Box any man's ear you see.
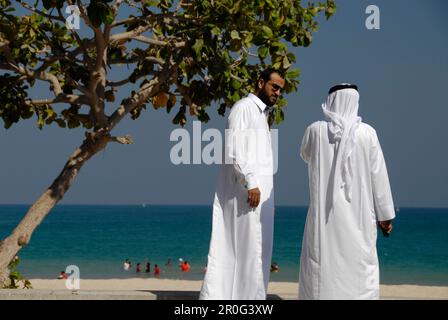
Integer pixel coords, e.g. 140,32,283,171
257,79,264,91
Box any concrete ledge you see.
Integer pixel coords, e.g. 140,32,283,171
0,290,284,300
0,289,157,300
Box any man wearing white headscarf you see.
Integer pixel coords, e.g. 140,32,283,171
298,84,395,300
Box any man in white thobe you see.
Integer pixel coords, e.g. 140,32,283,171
299,84,395,300
200,68,285,300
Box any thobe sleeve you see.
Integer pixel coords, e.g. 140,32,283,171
226,103,258,190
300,125,312,164
370,131,396,221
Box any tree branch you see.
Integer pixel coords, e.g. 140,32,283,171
109,134,133,144
109,25,153,44
108,68,175,130
87,27,109,128
68,39,95,61
1,63,63,95
135,36,186,48
113,0,124,14
25,93,90,106
106,74,145,88
76,0,95,29
109,56,165,66
229,73,246,82
110,17,136,28
67,78,91,97
19,1,65,22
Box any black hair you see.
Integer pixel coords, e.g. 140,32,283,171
328,83,358,95
257,68,285,87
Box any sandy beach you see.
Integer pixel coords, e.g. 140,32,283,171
1,279,447,300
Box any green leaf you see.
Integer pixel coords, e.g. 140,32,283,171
211,27,221,36
272,61,282,69
276,98,288,108
179,61,187,76
258,46,269,59
303,31,312,47
231,79,242,90
265,0,276,9
230,91,240,103
244,32,253,47
261,26,273,39
286,68,300,79
272,41,286,51
282,56,291,69
104,10,115,25
37,114,44,130
309,8,318,16
192,39,204,56
274,107,284,125
286,52,296,63
143,0,159,6
230,30,240,40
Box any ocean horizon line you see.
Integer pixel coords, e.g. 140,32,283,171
1,203,447,210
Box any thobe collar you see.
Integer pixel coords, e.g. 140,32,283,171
248,93,268,114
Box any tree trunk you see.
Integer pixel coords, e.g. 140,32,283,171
0,131,110,287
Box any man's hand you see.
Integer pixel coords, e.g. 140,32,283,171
247,187,261,209
378,220,393,237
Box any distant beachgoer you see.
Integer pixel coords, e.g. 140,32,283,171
123,259,131,271
58,271,68,279
136,262,141,273
165,258,172,266
145,262,151,273
154,264,161,277
270,262,279,273
181,261,191,273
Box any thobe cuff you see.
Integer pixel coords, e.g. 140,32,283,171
377,204,396,221
245,174,258,190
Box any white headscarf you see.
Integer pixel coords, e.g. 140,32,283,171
322,87,362,204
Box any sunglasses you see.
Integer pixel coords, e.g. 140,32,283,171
269,82,283,93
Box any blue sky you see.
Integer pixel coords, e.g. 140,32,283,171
1,0,447,207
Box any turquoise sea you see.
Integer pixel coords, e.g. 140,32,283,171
0,205,447,285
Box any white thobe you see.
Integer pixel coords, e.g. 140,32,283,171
299,121,395,300
200,93,275,300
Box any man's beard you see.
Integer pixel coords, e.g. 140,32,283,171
258,89,276,107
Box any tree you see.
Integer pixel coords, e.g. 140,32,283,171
0,0,336,286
